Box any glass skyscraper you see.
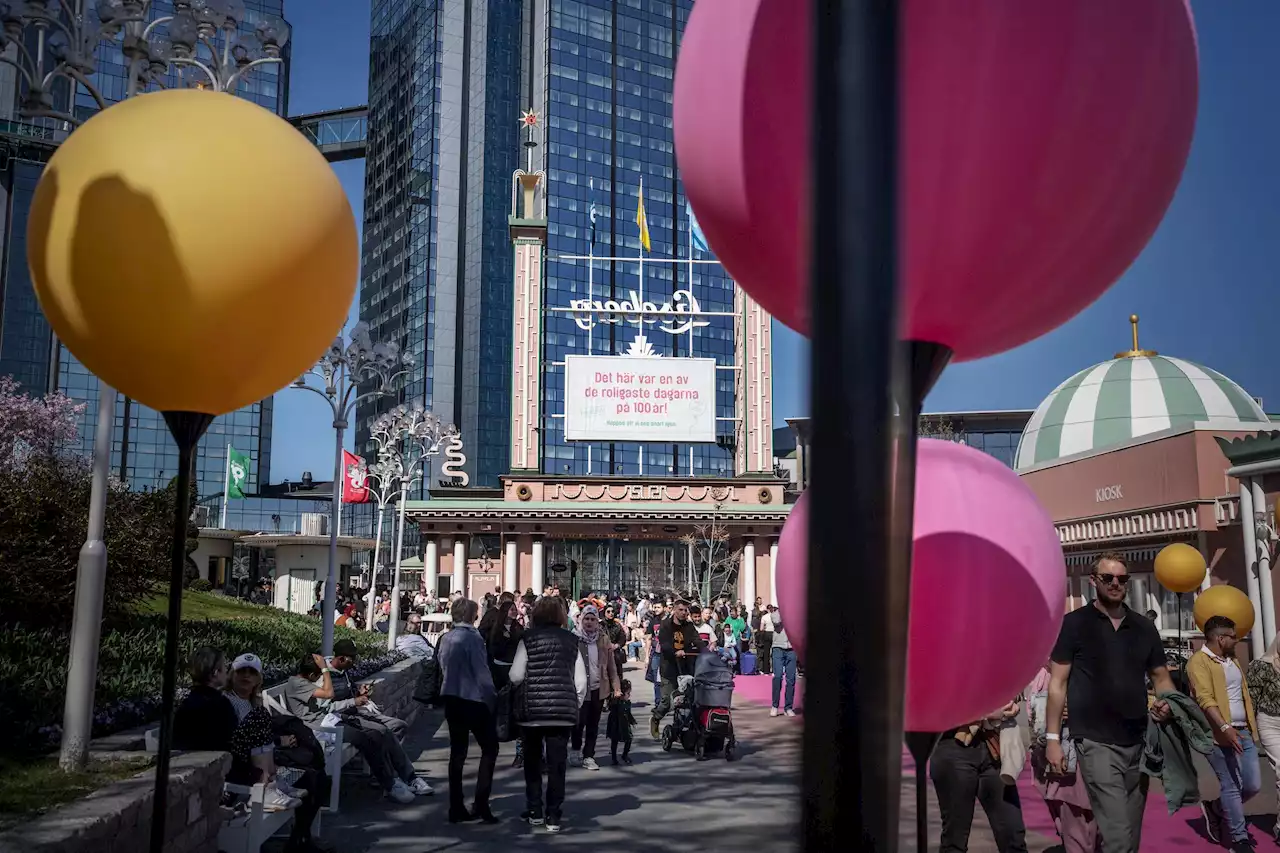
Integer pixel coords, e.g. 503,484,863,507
0,2,290,500
359,0,733,487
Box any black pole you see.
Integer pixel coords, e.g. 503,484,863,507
805,0,900,849
150,411,213,853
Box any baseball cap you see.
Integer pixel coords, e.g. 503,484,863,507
333,638,359,658
231,653,262,673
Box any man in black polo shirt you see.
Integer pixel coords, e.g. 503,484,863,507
1045,553,1174,853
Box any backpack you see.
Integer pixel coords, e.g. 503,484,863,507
413,656,442,706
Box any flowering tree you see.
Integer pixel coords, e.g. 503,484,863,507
0,376,84,468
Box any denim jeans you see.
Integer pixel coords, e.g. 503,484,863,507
1206,729,1261,843
627,640,644,660
771,647,797,711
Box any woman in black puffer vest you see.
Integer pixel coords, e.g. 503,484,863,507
509,596,587,833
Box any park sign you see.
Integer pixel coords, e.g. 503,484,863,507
563,355,716,443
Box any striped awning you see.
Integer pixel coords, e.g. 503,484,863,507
1016,355,1268,470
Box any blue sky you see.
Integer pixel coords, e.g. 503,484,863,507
270,0,1279,481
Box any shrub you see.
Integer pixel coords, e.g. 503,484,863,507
188,578,213,592
0,605,400,756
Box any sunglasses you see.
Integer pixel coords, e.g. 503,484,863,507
1094,572,1130,587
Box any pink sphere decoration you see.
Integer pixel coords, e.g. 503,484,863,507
673,0,1198,361
775,440,1067,732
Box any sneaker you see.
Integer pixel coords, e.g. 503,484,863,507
770,707,779,717
521,809,544,826
545,815,562,833
262,784,300,812
410,777,434,796
387,779,415,805
581,757,599,771
569,750,583,767
785,709,797,717
650,716,661,739
622,755,633,766
1201,799,1221,844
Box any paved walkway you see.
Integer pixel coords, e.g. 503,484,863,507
294,665,1280,851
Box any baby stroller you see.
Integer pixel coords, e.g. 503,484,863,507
661,651,738,761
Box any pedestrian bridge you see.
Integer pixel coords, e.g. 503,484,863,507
288,105,367,163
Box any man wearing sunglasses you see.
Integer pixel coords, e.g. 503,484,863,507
1043,553,1174,853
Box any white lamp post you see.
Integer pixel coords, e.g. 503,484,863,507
377,403,453,651
34,0,290,775
291,322,408,656
348,447,399,631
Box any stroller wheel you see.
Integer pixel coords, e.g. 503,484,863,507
661,726,674,752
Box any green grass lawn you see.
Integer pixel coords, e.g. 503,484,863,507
134,589,274,621
0,755,154,830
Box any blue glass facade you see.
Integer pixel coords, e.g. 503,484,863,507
0,160,52,392
539,0,734,477
358,0,518,490
45,1,290,500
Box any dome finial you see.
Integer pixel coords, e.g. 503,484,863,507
1116,313,1158,359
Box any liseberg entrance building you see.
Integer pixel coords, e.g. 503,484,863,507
403,120,787,603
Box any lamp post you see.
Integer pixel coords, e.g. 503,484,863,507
17,0,289,775
376,403,454,651
358,423,407,632
291,321,408,656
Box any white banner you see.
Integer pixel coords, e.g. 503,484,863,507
564,355,716,443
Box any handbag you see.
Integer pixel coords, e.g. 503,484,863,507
413,656,442,706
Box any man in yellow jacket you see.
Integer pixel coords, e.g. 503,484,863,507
1187,615,1261,851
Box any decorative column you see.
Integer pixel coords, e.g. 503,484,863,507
1198,531,1212,594
509,153,548,474
453,538,467,597
741,537,757,605
1240,481,1266,655
733,287,775,475
505,537,519,593
424,537,439,599
1253,479,1277,647
769,538,779,605
531,535,546,594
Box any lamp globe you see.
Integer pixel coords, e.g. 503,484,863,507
1154,542,1207,594
1193,584,1255,638
28,88,358,416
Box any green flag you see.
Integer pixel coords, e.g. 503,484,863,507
227,446,250,500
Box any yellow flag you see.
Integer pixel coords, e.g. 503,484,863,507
636,178,651,252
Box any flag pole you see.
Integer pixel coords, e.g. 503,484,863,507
220,444,230,529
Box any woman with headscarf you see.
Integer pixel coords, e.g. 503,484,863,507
570,605,621,771
1247,636,1280,843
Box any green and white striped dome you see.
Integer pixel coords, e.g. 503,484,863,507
1015,354,1269,471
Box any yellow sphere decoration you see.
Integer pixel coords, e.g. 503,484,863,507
1154,542,1207,594
28,89,358,415
1193,584,1255,638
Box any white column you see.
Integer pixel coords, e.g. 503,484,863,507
769,539,779,606
1253,478,1277,647
424,538,439,600
741,537,756,606
531,536,545,593
505,537,519,593
1198,531,1213,593
1240,481,1266,656
453,538,467,597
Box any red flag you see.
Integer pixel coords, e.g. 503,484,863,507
342,450,370,503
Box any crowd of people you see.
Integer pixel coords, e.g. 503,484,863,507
932,551,1280,853
170,581,799,843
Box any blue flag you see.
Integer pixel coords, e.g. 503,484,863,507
687,200,709,254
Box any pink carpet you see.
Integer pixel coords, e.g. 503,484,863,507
734,673,1251,850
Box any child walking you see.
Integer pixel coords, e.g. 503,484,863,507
607,679,637,765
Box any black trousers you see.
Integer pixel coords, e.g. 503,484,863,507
929,738,1028,853
610,736,632,760
756,632,774,674
522,725,571,821
571,696,604,758
443,696,498,813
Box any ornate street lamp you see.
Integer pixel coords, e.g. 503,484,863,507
375,403,454,651
291,322,408,657
354,432,404,632
22,0,291,781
